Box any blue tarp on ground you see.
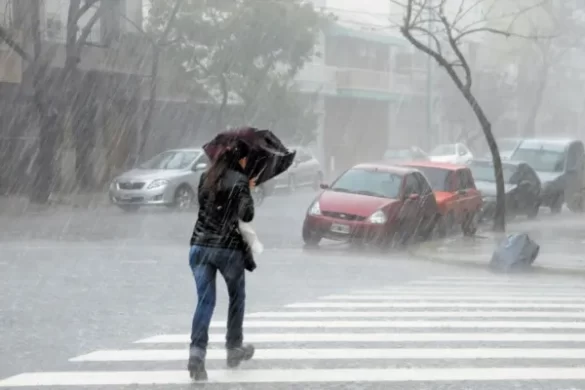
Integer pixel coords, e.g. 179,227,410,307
490,233,540,273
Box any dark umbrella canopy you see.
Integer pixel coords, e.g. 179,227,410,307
202,127,296,186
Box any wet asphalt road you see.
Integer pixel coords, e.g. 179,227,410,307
0,188,319,248
2,189,585,389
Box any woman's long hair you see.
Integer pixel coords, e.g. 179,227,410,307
203,139,250,193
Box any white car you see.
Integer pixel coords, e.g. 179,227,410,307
267,146,324,192
429,143,473,164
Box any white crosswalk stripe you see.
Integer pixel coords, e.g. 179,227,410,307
3,275,585,388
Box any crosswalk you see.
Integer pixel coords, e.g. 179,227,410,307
3,275,585,388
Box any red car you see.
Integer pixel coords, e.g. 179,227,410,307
401,161,483,236
302,163,440,247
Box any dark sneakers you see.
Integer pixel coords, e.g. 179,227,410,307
227,344,255,368
188,356,208,381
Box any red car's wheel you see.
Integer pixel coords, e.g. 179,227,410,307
437,212,454,237
462,212,478,236
302,225,321,246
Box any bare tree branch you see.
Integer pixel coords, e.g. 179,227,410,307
440,13,471,89
120,13,155,43
74,0,100,23
0,25,30,62
160,0,181,43
76,3,106,55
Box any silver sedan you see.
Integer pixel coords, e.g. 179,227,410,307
109,148,208,212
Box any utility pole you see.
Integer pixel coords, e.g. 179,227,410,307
425,0,433,149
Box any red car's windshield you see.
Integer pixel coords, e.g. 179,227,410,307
331,169,402,199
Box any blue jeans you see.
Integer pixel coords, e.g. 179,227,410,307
189,245,246,360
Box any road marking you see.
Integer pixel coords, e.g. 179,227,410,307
248,310,585,319
408,280,583,287
207,320,585,329
136,332,585,344
428,276,522,280
321,295,585,301
120,260,158,264
368,285,585,292
5,367,585,386
286,302,585,309
70,348,585,362
353,289,585,295
428,276,574,282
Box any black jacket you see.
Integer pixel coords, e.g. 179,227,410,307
190,166,256,269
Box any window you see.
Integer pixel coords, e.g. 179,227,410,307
0,1,13,28
511,148,566,173
431,144,456,156
101,0,125,45
566,143,583,171
45,13,64,41
408,166,450,191
412,147,428,159
469,161,518,183
295,148,313,163
458,169,475,189
196,154,210,166
458,144,470,156
413,172,432,195
498,139,519,152
403,174,422,195
331,169,402,199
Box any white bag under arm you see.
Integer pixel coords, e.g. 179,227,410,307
238,220,264,254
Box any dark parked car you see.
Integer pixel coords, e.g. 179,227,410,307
510,138,585,213
468,159,541,220
302,163,440,248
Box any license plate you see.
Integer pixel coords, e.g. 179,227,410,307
330,223,350,234
121,195,132,200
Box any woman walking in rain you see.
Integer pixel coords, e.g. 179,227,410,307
188,138,255,381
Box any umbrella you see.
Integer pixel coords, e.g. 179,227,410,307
202,127,296,186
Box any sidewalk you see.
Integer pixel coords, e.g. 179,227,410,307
410,218,585,275
0,193,110,216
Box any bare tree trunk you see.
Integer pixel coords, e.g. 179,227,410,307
64,1,103,190
137,44,159,163
134,0,182,162
29,0,55,204
461,88,506,231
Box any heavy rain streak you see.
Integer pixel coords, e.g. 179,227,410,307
3,0,585,388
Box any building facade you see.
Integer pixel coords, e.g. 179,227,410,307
295,19,429,176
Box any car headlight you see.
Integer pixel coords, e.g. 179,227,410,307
308,201,321,216
368,210,387,224
147,179,169,189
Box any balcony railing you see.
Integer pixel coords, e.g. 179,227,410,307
336,68,390,91
295,63,427,95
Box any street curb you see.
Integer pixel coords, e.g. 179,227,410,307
408,240,585,278
0,195,112,216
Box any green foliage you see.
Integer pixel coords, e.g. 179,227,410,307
147,0,327,142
